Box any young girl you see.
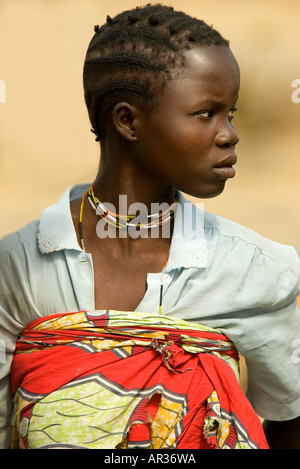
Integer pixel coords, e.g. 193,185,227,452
0,4,299,449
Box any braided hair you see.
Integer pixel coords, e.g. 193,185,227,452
83,4,229,141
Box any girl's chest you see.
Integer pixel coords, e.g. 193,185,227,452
91,247,166,311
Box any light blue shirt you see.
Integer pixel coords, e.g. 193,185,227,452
0,184,299,447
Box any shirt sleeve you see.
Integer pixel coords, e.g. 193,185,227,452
0,307,23,448
0,232,31,448
237,247,300,421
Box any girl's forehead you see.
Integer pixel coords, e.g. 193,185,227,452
164,46,240,102
181,46,239,81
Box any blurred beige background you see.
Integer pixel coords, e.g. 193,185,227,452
0,0,299,258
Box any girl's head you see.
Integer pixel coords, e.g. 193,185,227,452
83,4,240,199
83,4,230,142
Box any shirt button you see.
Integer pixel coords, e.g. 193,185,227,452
43,239,50,247
191,253,202,262
162,273,171,283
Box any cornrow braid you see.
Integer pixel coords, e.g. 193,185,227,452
83,4,229,141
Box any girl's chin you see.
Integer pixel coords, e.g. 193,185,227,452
183,182,226,199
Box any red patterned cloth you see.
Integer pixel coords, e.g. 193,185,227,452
10,310,269,449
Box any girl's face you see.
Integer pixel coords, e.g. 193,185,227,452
133,45,240,199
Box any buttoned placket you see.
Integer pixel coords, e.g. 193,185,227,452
65,249,95,311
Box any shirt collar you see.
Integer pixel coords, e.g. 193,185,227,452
38,184,208,270
38,184,89,254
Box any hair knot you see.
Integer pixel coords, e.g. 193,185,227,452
148,15,159,26
169,25,177,35
90,128,100,141
128,14,139,25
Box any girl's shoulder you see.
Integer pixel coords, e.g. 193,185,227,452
0,221,39,258
203,208,299,271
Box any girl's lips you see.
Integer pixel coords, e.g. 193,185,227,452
214,154,237,178
213,165,236,178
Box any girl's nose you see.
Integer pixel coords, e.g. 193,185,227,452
215,121,239,148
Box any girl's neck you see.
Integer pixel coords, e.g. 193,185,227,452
93,152,176,215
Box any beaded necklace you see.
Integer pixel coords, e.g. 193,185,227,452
78,186,172,314
86,184,177,231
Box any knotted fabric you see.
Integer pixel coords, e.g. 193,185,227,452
10,310,269,449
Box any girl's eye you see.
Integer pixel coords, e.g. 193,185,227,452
195,107,238,120
195,110,214,119
229,107,238,120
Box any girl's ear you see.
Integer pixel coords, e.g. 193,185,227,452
112,102,139,141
